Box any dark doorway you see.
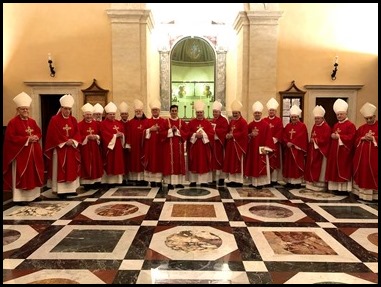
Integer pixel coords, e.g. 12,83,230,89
40,94,62,148
316,97,347,128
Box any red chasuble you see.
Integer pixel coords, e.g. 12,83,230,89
187,118,214,174
263,116,283,171
210,115,229,171
3,116,45,191
353,120,378,190
44,113,81,182
282,121,308,179
99,118,125,175
160,118,189,176
325,119,356,182
244,119,275,178
222,116,248,174
78,119,104,180
304,121,331,183
142,116,166,173
127,117,148,174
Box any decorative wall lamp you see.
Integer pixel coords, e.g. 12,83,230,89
331,56,338,80
48,53,56,77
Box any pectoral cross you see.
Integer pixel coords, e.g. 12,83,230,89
137,124,143,130
335,128,341,134
230,125,236,133
87,127,94,135
25,126,34,136
289,128,296,139
253,127,259,133
113,125,119,133
63,124,71,137
269,123,274,129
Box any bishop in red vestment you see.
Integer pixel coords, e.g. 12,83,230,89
304,105,331,192
187,100,214,186
282,105,308,187
160,105,189,189
263,97,283,184
99,102,125,184
352,102,378,201
210,101,229,185
3,92,44,204
44,94,81,196
244,101,275,188
78,103,103,186
325,99,356,194
222,100,248,187
142,99,166,187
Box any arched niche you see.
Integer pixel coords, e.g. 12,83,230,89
159,35,226,119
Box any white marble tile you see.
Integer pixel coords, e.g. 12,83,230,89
243,260,268,272
167,187,220,199
229,221,247,227
364,262,378,273
51,220,72,226
3,225,39,252
350,228,378,253
283,272,376,284
136,270,250,284
3,259,24,270
221,198,234,203
149,226,237,261
316,222,336,228
141,220,159,226
119,259,144,270
3,269,106,284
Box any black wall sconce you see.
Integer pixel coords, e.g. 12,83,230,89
48,53,56,77
331,56,338,80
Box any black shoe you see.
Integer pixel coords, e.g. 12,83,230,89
33,197,43,202
255,185,263,190
168,184,174,190
57,194,67,199
157,182,163,188
226,182,236,187
150,182,157,187
236,183,243,187
189,182,197,187
175,184,184,188
15,201,28,206
333,190,347,196
200,183,209,188
217,179,225,186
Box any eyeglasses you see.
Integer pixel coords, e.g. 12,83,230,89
18,107,29,111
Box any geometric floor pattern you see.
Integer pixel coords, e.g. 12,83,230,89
3,184,378,284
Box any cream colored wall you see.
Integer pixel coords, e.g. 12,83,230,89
3,3,113,122
277,3,378,125
3,3,378,127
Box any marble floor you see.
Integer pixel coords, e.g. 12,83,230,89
3,183,378,284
